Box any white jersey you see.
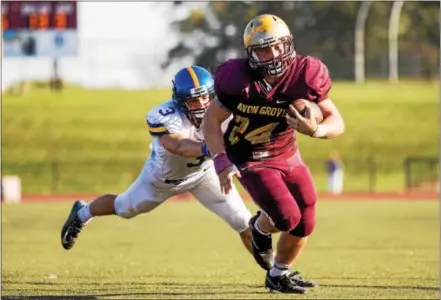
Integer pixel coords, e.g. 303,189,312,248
146,99,230,181
113,99,251,232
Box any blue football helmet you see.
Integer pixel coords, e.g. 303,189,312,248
172,66,215,127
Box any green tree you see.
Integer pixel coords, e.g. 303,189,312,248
163,1,439,80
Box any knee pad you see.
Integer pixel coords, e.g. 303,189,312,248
232,209,253,233
274,209,302,232
114,194,137,219
216,206,252,233
114,194,160,219
288,220,315,237
288,205,316,237
117,209,138,219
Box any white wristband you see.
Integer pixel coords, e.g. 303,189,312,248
312,124,327,138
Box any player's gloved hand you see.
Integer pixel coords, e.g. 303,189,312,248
286,104,318,137
213,153,241,194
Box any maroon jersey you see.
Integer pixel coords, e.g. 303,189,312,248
214,55,332,165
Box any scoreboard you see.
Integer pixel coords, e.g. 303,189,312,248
2,1,77,30
2,1,78,57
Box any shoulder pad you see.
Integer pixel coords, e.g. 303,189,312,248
214,58,249,96
146,101,184,136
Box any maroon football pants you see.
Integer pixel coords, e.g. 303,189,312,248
237,152,317,237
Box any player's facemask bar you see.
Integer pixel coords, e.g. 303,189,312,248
247,36,296,77
174,86,215,128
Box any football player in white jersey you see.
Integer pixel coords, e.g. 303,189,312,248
60,66,274,270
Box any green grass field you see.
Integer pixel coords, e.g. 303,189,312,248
2,199,438,299
2,81,439,194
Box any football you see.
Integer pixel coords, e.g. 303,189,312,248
289,99,324,123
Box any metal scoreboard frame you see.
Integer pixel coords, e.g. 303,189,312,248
2,1,78,58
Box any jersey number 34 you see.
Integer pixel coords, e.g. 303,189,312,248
228,115,279,146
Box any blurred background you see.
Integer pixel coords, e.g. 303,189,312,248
1,1,439,198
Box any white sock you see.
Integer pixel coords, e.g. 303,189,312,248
254,220,270,236
78,203,93,223
269,260,291,277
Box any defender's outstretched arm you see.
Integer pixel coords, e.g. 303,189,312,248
202,97,239,194
159,133,210,158
202,97,232,156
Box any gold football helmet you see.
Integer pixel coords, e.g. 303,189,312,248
243,14,296,77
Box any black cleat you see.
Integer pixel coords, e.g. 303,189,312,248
289,271,318,288
61,200,87,250
249,211,274,271
265,272,307,294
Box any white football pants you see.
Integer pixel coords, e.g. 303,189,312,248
114,161,252,232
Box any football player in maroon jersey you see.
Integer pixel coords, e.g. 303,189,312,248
202,14,345,294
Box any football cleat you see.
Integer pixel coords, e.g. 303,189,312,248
61,200,87,250
265,272,306,294
289,271,318,288
249,211,275,270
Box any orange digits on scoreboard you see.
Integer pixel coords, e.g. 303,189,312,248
39,14,49,29
55,12,67,29
2,15,8,30
29,14,38,29
28,13,50,30
3,11,70,31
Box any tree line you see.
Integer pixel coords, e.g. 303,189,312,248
162,1,439,80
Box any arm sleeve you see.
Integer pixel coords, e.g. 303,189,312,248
305,57,332,103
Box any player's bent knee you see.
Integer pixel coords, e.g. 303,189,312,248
117,209,138,219
114,194,161,219
223,209,252,232
274,211,302,232
288,221,315,237
288,209,316,237
114,197,138,219
235,212,253,233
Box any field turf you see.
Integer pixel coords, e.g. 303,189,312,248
2,199,438,299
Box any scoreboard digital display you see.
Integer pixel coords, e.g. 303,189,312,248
2,1,78,57
2,1,77,30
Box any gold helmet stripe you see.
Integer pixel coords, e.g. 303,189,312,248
186,66,200,88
